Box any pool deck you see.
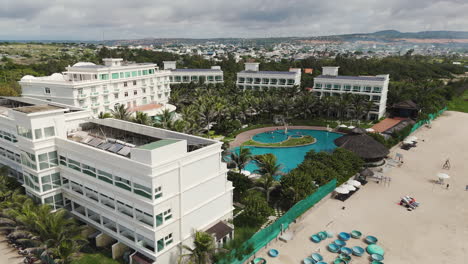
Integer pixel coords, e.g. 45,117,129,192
253,111,468,264
230,126,328,147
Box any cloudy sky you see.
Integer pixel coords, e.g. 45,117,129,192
1,0,467,40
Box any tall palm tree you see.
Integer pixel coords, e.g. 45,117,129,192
155,109,174,129
97,112,112,119
252,153,282,203
179,231,217,264
133,111,151,126
230,146,252,172
110,104,131,121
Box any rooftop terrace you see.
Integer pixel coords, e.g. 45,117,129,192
316,75,387,81
0,96,83,116
67,119,217,158
239,70,297,75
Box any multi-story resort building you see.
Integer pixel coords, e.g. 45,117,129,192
236,62,301,91
19,58,173,117
312,67,390,120
163,61,224,84
0,96,234,264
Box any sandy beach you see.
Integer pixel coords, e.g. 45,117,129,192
0,234,23,264
254,111,468,264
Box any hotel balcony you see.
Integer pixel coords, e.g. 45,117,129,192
78,94,88,98
103,90,110,95
103,101,110,106
90,92,99,97
113,89,120,93
91,103,100,108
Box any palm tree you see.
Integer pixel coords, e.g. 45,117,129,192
97,112,112,119
155,109,174,129
252,153,282,203
179,231,217,264
110,104,131,121
133,111,151,125
230,146,252,172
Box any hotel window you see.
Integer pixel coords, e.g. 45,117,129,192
21,151,37,170
143,70,148,75
132,71,137,77
352,85,360,92
364,86,372,92
44,126,55,137
38,151,58,170
149,69,154,74
82,164,96,177
44,87,51,94
315,83,322,88
325,84,332,90
133,80,137,85
134,90,137,95
114,93,119,99
114,176,131,191
154,186,163,199
120,72,124,78
163,209,172,221
99,74,109,80
124,82,128,87
34,129,43,140
157,233,173,252
112,73,119,79
124,92,128,97
333,84,341,90
373,87,382,93
67,158,81,172
344,85,351,91
125,72,131,78
17,126,32,139
41,172,61,192
133,183,151,199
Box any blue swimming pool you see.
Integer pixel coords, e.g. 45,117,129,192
231,129,342,175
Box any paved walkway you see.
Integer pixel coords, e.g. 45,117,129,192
230,126,328,147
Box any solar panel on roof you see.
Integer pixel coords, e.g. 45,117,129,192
108,143,124,153
88,138,103,147
97,142,112,150
117,146,131,156
81,136,94,144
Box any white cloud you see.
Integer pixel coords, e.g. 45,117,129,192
0,0,467,40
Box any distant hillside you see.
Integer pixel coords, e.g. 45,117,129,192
334,30,468,40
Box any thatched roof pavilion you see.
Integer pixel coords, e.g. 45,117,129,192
334,128,389,162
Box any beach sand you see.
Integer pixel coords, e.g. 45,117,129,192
254,111,468,264
0,234,23,264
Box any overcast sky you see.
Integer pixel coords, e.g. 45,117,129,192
1,0,467,40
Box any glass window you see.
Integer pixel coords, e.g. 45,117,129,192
44,87,51,94
98,170,113,184
156,213,164,227
114,176,131,191
125,72,131,78
154,186,163,199
21,151,37,170
143,70,148,75
17,126,32,139
44,127,55,137
112,73,119,79
82,164,96,177
67,158,81,172
157,239,164,251
34,129,43,140
134,183,151,199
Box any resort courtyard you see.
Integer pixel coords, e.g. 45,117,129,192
254,111,468,264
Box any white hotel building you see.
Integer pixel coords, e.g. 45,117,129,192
0,96,234,264
163,61,224,84
19,58,173,117
312,67,390,120
236,63,301,91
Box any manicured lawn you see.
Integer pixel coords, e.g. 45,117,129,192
242,135,315,147
72,253,122,264
448,90,468,113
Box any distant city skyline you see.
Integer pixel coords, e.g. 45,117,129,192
1,0,467,40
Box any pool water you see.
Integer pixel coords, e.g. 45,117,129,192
232,129,342,176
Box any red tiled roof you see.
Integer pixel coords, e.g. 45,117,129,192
371,118,403,133
130,103,163,112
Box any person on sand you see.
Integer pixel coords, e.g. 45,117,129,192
443,159,450,170
446,184,449,189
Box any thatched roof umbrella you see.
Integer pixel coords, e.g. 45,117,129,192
334,128,389,162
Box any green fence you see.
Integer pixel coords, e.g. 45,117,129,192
410,107,447,134
221,179,337,264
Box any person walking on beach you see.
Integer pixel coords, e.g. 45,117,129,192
443,158,450,170
446,184,450,189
